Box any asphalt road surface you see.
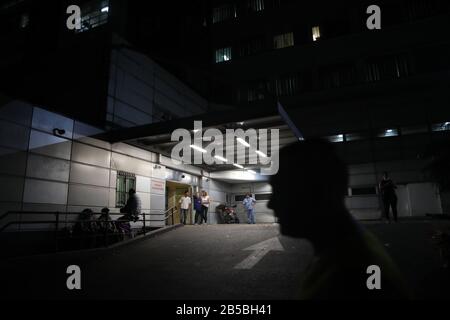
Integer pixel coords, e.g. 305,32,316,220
1,222,449,300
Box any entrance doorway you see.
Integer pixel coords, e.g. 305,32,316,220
166,181,193,225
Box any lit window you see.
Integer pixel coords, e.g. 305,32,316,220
327,134,344,143
247,81,266,102
215,47,232,63
365,54,410,82
213,4,237,24
378,128,399,138
432,122,450,132
116,172,136,208
77,0,110,33
312,26,321,41
274,32,294,49
248,0,265,12
20,13,30,28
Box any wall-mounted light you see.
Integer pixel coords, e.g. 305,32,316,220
53,128,66,136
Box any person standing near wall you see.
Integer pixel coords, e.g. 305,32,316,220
193,192,203,225
243,193,257,224
201,191,211,225
179,191,192,225
379,172,398,223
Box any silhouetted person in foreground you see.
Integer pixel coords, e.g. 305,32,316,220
269,140,411,300
379,172,398,223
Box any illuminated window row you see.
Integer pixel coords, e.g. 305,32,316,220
326,122,450,143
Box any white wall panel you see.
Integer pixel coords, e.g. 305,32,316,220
27,154,70,182
137,192,151,210
70,162,110,187
151,194,165,210
136,176,151,193
112,143,154,162
111,152,153,177
68,184,109,207
72,142,111,168
32,108,74,139
0,120,30,150
23,179,68,205
29,130,72,160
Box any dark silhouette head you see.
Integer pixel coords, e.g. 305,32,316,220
129,189,136,196
383,172,389,180
269,139,349,241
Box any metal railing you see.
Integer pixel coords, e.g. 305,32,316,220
0,209,176,254
164,206,177,226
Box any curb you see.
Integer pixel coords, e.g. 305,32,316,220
107,224,184,250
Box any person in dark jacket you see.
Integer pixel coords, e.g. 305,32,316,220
379,172,398,223
120,189,141,222
193,192,203,225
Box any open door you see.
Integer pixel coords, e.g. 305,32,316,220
166,181,193,225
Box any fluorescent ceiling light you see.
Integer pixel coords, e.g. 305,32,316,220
101,6,109,13
256,150,268,158
237,138,250,147
233,164,244,169
247,170,257,175
214,155,228,162
190,145,207,153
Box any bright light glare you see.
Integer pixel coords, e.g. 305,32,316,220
214,155,228,162
190,145,207,153
256,150,268,158
247,170,257,175
101,6,109,13
237,138,251,147
233,164,244,169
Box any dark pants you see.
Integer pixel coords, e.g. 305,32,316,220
180,209,188,225
383,195,398,222
195,209,202,224
201,206,209,224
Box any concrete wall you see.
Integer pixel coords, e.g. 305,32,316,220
107,41,208,128
229,182,276,224
0,97,218,232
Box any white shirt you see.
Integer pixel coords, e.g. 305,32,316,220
201,196,210,208
179,196,192,210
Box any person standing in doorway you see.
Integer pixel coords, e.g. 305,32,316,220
243,193,257,224
201,191,211,225
379,172,398,223
193,192,203,225
179,191,192,225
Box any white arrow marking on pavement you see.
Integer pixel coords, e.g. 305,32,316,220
234,237,285,270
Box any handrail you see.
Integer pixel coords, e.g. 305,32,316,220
164,206,177,220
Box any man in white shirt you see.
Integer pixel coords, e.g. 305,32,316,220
179,191,192,225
